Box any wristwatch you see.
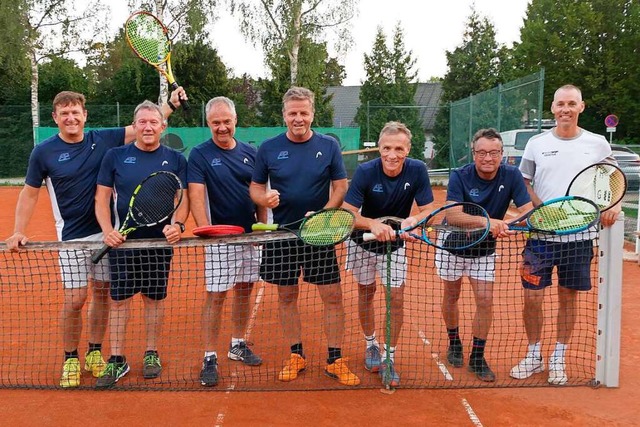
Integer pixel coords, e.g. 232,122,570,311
174,221,185,233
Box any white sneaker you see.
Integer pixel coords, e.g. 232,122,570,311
510,354,544,379
548,357,568,385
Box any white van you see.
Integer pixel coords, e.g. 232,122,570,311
501,128,549,167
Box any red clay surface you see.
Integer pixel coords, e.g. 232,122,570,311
1,186,639,426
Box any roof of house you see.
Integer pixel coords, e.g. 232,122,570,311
326,82,442,130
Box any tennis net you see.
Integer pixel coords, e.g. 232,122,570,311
0,223,623,391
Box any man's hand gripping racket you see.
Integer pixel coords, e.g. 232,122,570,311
363,202,491,250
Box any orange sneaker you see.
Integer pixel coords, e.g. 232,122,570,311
325,358,360,386
278,353,307,382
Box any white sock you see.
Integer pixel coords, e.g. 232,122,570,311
552,342,567,360
365,334,379,349
382,344,396,363
204,351,217,358
527,342,541,359
231,337,244,347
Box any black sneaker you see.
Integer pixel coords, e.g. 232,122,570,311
228,342,262,366
447,345,464,368
200,355,219,387
142,352,162,379
468,357,496,382
96,361,130,388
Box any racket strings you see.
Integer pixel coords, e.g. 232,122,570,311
568,164,627,210
131,175,182,226
126,14,170,64
299,210,354,245
424,204,489,249
529,199,599,232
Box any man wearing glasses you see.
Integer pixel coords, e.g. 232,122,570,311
436,128,532,381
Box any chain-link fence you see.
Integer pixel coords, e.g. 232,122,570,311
449,70,545,169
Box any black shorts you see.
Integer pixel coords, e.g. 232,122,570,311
260,239,340,286
109,248,173,301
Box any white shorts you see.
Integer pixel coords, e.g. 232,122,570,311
345,239,406,288
205,244,261,292
58,233,110,289
434,248,496,282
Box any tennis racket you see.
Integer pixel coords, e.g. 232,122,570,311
508,196,600,235
91,171,184,263
566,162,626,211
193,225,245,237
251,208,355,246
362,202,491,250
125,11,191,110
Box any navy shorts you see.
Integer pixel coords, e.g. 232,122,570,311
260,239,341,286
520,239,594,291
109,248,173,301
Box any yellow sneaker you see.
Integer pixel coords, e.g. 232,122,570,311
85,350,107,378
325,358,360,386
278,353,307,382
60,358,81,388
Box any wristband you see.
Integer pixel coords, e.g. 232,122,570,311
173,221,185,233
167,100,177,111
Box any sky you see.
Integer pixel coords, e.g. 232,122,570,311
109,0,531,85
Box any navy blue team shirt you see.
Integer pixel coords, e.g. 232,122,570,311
252,132,347,227
97,143,187,240
447,163,530,217
345,157,434,253
187,138,258,232
25,129,126,241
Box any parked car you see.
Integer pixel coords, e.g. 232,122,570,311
611,144,640,193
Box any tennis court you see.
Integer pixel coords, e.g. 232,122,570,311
1,186,639,426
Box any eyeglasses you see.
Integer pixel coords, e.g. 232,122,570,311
473,150,502,159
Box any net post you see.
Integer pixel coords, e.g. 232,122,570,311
595,213,624,387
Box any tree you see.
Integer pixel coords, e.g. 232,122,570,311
354,25,424,159
431,8,508,168
513,0,640,142
230,0,357,85
258,35,339,127
21,0,108,141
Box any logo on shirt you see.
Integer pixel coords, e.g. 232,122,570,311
243,158,249,164
91,143,96,150
124,157,136,164
498,185,504,192
404,183,411,190
211,158,222,167
162,160,169,166
372,184,384,193
58,153,71,162
469,188,480,197
542,150,559,157
277,151,289,160
316,151,323,158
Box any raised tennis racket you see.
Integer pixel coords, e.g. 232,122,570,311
193,225,245,237
91,171,184,263
362,202,491,250
508,196,600,235
251,208,355,246
125,11,190,110
566,162,626,211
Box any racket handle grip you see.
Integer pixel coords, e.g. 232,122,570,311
362,232,376,242
91,244,111,264
169,82,191,111
252,223,277,231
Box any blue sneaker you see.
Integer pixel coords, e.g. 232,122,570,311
379,360,400,388
364,345,382,372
